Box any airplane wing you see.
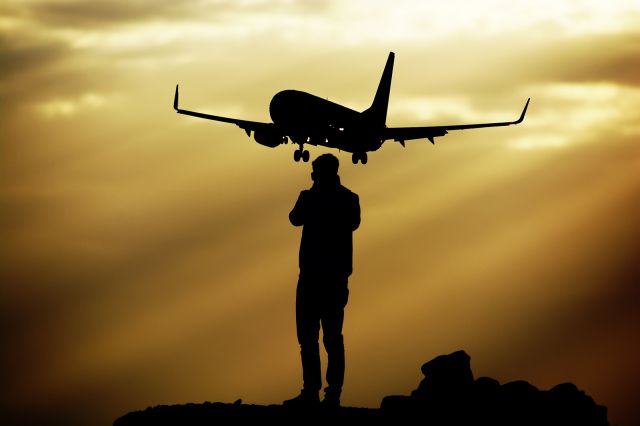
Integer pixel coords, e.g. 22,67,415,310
173,85,272,136
382,98,530,145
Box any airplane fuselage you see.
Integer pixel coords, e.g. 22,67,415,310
269,90,383,154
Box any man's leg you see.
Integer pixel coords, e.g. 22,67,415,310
296,281,322,395
321,308,344,400
321,282,349,404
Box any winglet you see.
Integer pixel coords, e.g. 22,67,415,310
515,98,530,124
173,84,179,111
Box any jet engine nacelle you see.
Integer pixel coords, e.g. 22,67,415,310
254,129,287,148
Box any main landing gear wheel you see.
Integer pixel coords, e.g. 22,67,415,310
294,149,310,162
352,152,368,164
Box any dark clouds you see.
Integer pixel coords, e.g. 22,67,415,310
27,0,228,28
0,37,68,78
25,0,332,29
3,0,639,117
522,32,640,87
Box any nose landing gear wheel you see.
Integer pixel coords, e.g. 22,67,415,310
302,150,310,162
294,150,301,162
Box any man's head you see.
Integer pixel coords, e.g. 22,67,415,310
311,153,339,183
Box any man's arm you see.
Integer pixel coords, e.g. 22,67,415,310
289,190,309,226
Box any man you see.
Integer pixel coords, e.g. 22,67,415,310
284,153,361,408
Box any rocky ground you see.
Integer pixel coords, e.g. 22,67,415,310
114,350,609,426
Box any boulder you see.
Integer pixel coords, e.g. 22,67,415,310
381,351,608,426
412,349,474,401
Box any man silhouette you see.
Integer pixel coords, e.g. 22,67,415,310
284,153,360,408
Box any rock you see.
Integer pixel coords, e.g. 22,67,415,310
497,380,543,425
471,376,501,421
403,350,475,422
411,349,474,401
546,382,609,426
383,351,608,426
379,394,414,411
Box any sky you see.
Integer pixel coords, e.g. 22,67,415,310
1,1,639,425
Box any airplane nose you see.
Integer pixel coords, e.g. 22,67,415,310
269,90,292,124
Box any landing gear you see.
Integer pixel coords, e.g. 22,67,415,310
294,147,310,162
352,152,368,164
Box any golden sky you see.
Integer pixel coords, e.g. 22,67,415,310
2,1,639,425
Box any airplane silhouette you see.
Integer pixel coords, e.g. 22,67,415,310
173,52,529,164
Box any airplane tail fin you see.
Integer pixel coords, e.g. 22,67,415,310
363,52,394,126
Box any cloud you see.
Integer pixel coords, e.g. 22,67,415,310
27,0,207,28
34,92,113,117
24,0,332,29
508,135,567,150
508,83,640,150
3,1,639,117
380,30,640,104
522,32,640,87
0,39,69,79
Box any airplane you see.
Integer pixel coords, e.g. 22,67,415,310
173,52,529,164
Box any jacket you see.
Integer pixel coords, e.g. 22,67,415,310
289,177,360,278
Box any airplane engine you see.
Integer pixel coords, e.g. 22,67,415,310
254,130,287,148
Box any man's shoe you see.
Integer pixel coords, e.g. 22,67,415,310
283,391,320,408
320,394,340,409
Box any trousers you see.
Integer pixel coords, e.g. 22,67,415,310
296,274,349,397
